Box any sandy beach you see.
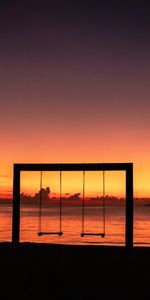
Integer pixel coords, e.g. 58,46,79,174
0,243,149,299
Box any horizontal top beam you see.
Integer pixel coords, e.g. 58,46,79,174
14,163,133,172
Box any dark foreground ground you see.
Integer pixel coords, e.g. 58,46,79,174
0,243,149,300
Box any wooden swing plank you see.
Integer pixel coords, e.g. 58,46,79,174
81,232,105,237
38,231,63,236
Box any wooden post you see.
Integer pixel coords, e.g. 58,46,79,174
126,164,133,248
12,166,20,244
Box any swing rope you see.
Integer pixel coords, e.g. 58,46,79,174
102,170,106,237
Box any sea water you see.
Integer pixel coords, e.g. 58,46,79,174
0,203,149,246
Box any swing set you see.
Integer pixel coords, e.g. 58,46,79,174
37,170,106,238
12,163,133,247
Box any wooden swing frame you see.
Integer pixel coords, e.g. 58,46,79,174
12,163,133,247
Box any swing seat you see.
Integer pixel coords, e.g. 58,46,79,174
81,232,105,238
38,231,63,236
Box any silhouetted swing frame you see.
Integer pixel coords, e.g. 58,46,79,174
12,163,133,247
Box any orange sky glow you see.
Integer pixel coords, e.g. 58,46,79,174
0,156,150,199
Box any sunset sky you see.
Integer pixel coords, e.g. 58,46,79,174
0,1,150,198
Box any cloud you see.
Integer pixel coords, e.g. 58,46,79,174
68,193,81,201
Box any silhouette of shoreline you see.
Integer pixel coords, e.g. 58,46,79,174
0,196,150,206
0,243,149,299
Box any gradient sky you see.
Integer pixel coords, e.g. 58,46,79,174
0,1,150,197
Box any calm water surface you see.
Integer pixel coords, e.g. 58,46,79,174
0,203,149,246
